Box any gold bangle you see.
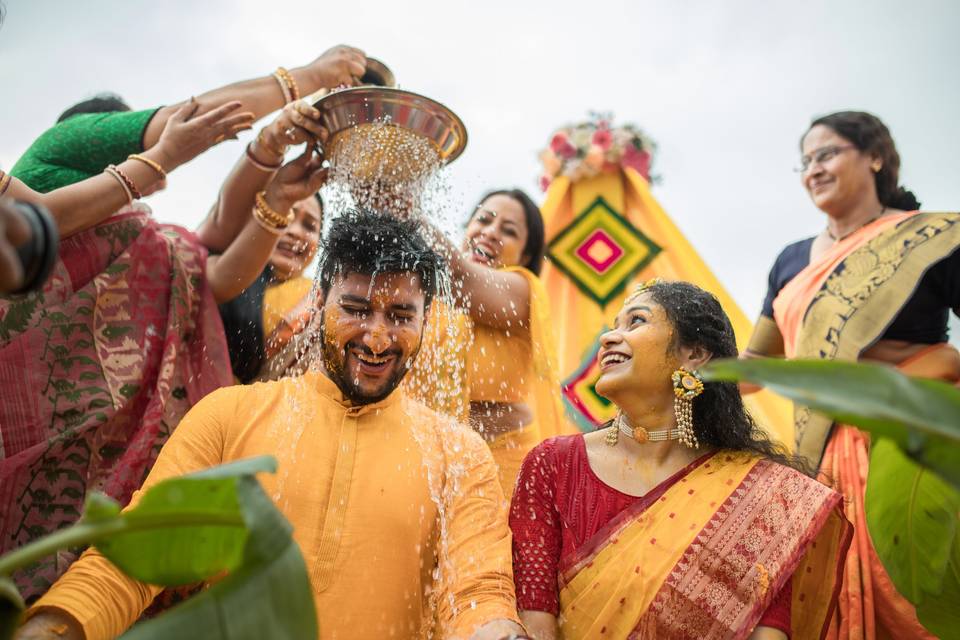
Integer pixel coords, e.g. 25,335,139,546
127,154,167,180
273,69,292,104
275,67,300,101
0,170,11,197
252,205,286,234
254,191,293,228
257,129,286,157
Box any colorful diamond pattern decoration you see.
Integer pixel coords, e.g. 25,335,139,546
561,329,619,432
547,196,662,307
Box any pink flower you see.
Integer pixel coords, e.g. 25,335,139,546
550,132,577,159
592,128,613,151
539,175,552,192
621,145,651,179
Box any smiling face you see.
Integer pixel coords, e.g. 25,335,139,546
462,194,530,269
594,292,679,405
319,271,426,405
270,196,322,281
800,124,879,215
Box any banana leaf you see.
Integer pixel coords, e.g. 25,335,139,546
0,456,317,640
702,358,960,637
866,439,960,639
703,358,960,487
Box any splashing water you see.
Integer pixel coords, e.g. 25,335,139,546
259,117,491,636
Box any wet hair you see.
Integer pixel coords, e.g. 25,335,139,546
317,209,445,311
641,280,807,472
57,93,132,123
474,189,546,275
806,111,921,211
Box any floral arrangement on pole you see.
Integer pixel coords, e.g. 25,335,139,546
538,112,657,191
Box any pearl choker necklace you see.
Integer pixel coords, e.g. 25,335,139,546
606,413,681,446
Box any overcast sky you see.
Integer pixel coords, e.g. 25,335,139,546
2,0,958,319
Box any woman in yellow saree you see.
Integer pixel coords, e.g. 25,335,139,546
511,280,851,640
745,111,960,639
410,189,574,495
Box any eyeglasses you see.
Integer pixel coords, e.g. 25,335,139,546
794,144,856,173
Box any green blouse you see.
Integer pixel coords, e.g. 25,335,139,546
11,108,160,193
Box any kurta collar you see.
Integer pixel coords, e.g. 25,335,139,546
305,371,404,416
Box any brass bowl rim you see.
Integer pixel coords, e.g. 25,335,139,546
313,86,468,164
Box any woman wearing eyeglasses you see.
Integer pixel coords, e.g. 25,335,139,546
744,111,960,639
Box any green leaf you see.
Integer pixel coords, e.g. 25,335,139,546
82,493,121,523
120,474,317,640
0,456,313,640
866,439,960,637
94,457,277,586
703,358,960,486
0,576,24,640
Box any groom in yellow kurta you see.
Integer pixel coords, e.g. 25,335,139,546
19,211,525,640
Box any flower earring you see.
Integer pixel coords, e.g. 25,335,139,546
672,367,704,449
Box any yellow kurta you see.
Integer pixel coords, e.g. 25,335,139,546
31,373,520,640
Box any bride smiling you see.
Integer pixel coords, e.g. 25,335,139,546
510,279,852,640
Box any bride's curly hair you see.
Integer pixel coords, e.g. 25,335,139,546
642,280,809,474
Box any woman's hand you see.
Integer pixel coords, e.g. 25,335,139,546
263,147,328,213
305,45,367,88
255,101,329,163
150,99,255,173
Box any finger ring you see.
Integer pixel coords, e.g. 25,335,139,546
284,127,296,140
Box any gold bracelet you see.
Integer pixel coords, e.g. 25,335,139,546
257,129,286,157
254,191,293,228
273,69,292,104
252,205,286,234
127,154,167,180
0,170,11,197
275,67,300,101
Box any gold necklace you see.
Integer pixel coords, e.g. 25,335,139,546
826,207,886,242
605,413,681,447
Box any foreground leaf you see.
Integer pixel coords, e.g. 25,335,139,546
121,475,317,640
0,456,316,640
0,577,23,640
865,439,960,638
94,457,278,585
914,534,960,639
703,358,960,486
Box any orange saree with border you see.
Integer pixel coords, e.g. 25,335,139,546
558,452,850,640
771,211,960,639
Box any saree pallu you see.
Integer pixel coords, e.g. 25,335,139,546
558,453,850,640
771,211,960,639
407,267,576,494
0,206,231,599
817,344,958,640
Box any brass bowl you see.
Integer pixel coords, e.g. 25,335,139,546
314,86,468,170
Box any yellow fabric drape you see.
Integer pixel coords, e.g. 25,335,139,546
540,169,793,445
407,268,576,495
559,453,850,640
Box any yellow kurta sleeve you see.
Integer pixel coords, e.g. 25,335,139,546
436,430,522,638
27,385,241,640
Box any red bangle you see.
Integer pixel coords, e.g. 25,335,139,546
107,164,142,200
245,142,282,172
